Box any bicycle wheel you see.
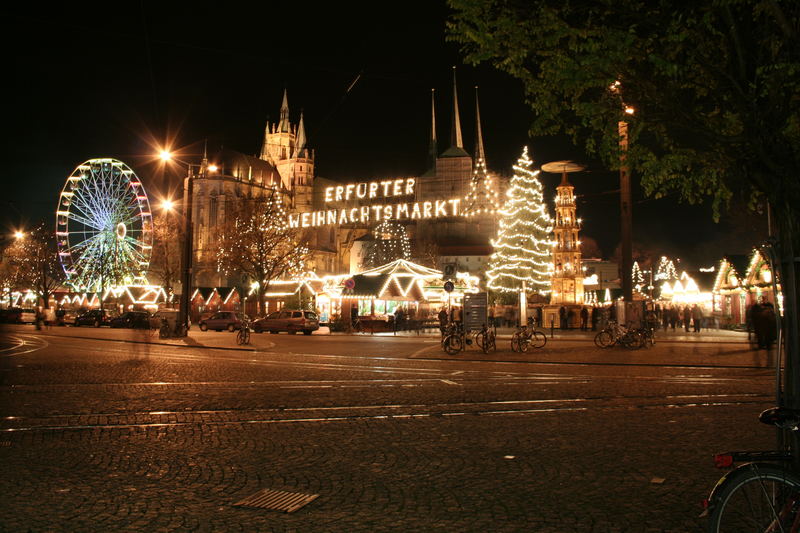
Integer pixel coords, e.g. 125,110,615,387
708,463,800,532
510,333,521,352
531,331,547,349
475,332,487,353
620,331,642,349
594,331,613,348
486,331,496,353
443,334,463,355
236,329,247,345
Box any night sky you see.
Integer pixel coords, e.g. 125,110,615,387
5,2,767,267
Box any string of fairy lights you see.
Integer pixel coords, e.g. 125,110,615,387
486,147,554,293
462,156,500,217
364,220,411,268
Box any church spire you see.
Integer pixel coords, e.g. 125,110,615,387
277,88,290,133
428,88,438,168
474,86,485,164
294,110,307,158
450,66,463,149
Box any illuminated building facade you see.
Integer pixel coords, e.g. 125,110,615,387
190,75,503,297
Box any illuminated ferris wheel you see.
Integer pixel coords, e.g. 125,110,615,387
56,158,153,291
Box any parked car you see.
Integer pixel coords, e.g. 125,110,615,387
253,310,319,335
18,308,37,324
198,311,247,332
74,309,115,327
56,309,80,326
109,311,152,329
151,309,189,331
0,308,23,323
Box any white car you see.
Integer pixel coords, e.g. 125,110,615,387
19,309,37,324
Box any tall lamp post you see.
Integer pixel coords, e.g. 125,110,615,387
610,81,635,305
159,149,208,335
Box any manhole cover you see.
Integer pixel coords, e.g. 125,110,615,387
233,488,318,513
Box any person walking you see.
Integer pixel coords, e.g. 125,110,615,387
580,307,588,331
559,305,567,329
662,305,670,331
453,306,463,330
753,299,777,350
692,304,703,333
591,307,599,331
438,307,448,336
683,305,692,332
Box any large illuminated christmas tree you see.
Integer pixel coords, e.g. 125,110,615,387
486,147,553,294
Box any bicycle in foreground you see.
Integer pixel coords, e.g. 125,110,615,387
703,406,800,531
236,319,251,345
441,323,477,355
475,323,496,354
510,324,547,352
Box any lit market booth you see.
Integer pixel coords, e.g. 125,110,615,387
189,287,241,322
57,284,168,314
253,259,480,331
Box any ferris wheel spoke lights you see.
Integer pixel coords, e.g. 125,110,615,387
56,158,153,291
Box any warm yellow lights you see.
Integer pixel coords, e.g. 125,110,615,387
161,199,175,211
207,164,218,172
625,106,635,115
14,231,25,240
159,150,172,162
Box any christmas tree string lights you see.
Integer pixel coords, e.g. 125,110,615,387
486,147,553,293
462,156,500,217
632,261,645,291
363,221,411,269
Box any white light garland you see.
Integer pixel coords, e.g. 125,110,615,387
486,147,554,293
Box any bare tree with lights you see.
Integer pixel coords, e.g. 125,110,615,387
4,223,62,309
150,211,183,299
216,190,310,316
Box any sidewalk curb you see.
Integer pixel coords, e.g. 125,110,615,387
12,330,275,353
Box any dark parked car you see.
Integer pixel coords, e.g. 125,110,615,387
198,311,247,332
56,309,80,326
109,311,152,329
0,308,22,323
74,309,115,327
253,310,319,335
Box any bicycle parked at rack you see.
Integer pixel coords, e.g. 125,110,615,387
474,323,496,354
159,317,187,339
703,406,800,532
510,324,547,352
442,324,479,355
236,319,251,345
594,320,642,349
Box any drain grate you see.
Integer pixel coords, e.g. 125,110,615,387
233,488,318,513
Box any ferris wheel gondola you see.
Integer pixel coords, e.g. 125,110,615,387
55,158,153,291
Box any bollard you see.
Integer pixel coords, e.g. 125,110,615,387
550,319,554,339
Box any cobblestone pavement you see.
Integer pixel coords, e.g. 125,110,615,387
0,325,778,532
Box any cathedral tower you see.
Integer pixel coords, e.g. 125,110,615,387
259,89,315,210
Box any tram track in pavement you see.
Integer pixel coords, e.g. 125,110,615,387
0,390,772,434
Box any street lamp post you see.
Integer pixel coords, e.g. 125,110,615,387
178,170,195,335
160,149,207,335
619,112,634,305
610,82,635,306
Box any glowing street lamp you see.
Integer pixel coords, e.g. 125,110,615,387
14,231,25,240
